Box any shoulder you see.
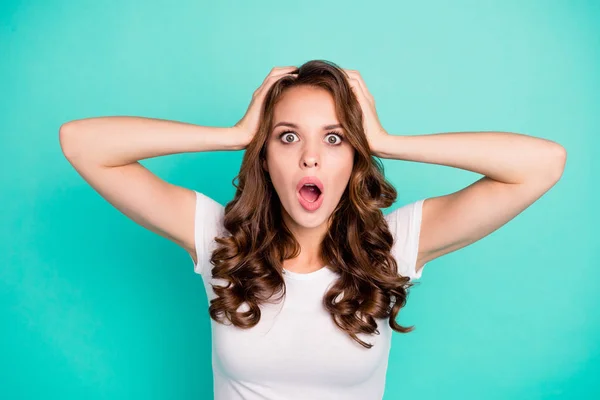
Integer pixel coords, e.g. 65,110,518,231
189,191,226,276
384,199,427,281
384,199,425,233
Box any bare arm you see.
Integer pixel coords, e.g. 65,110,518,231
372,131,566,272
59,116,247,258
341,70,567,275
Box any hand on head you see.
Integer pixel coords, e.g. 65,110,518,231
233,66,299,149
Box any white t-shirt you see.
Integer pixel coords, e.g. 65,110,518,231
190,191,427,400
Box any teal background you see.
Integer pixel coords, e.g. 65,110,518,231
1,0,598,398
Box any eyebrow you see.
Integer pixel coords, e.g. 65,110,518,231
272,122,342,131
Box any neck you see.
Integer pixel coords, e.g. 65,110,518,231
281,210,328,272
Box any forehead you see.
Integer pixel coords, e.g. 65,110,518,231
273,86,338,126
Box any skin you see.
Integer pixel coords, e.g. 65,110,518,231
60,66,566,280
262,85,355,273
343,69,566,276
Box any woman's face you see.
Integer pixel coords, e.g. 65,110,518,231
263,85,355,230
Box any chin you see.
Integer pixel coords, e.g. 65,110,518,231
283,200,330,229
295,215,327,229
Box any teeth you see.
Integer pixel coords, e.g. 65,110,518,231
303,183,320,192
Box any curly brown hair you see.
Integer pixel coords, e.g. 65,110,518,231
208,59,416,349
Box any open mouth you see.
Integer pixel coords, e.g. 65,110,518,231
296,176,325,212
297,183,324,211
298,184,321,203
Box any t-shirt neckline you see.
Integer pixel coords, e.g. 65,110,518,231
282,265,332,280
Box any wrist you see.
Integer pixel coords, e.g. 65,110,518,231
229,126,252,150
213,126,248,151
371,133,394,158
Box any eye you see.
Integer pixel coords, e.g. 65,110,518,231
325,131,344,145
278,130,345,145
279,130,299,144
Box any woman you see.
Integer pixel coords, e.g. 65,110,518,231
59,60,566,399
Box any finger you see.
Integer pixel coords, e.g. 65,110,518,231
348,76,371,107
269,66,298,78
260,67,297,87
265,71,297,86
254,72,296,97
346,71,374,105
272,66,297,72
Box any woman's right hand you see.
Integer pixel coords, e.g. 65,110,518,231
232,66,298,149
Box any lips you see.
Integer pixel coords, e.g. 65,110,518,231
296,176,324,194
296,176,325,212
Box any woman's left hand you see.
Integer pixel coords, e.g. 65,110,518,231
343,69,390,154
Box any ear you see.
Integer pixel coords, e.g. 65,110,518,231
262,158,269,172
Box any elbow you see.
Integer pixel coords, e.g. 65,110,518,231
528,143,567,186
59,121,82,161
542,143,567,184
550,144,567,182
58,122,72,159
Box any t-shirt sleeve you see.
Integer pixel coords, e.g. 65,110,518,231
189,190,225,280
384,199,428,281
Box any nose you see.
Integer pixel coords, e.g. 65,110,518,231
302,156,318,168
300,137,320,169
301,147,319,168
